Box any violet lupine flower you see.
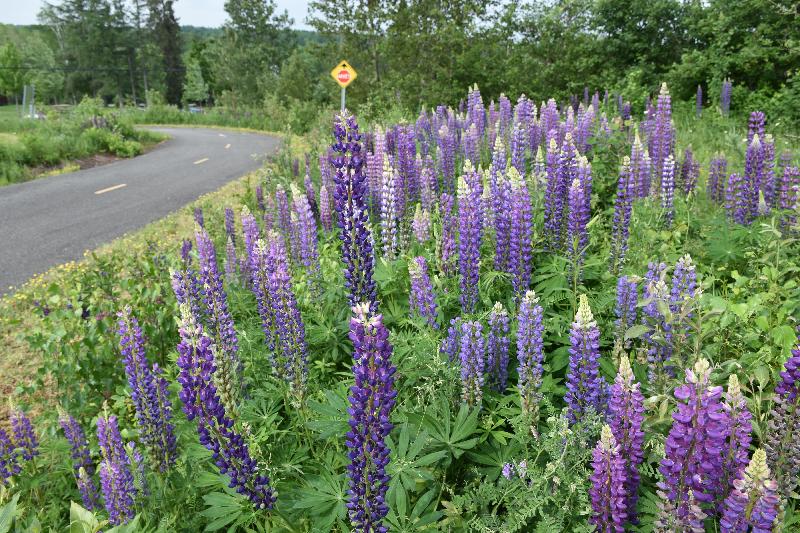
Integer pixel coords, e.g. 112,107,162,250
420,158,436,213
240,206,260,286
761,135,776,208
631,132,651,198
408,256,437,328
195,227,241,414
565,295,606,424
589,425,628,532
463,123,480,167
439,192,457,275
508,168,532,297
176,305,276,509
457,164,484,313
486,302,511,392
0,428,19,483
721,79,732,116
345,304,397,533
661,154,676,227
170,263,204,327
224,236,238,283
765,341,800,498
725,172,749,225
679,147,699,196
778,164,799,226
650,83,674,190
249,233,281,354
670,254,697,339
412,204,431,244
437,125,456,190
610,157,634,274
720,374,753,507
332,113,379,313
642,263,673,384
275,186,291,240
194,206,204,228
614,276,638,348
181,238,192,264
441,316,463,362
459,320,485,407
744,134,765,222
380,154,399,259
97,414,136,525
566,178,589,282
517,291,544,428
224,207,236,246
707,155,728,203
319,184,333,232
543,137,570,252
396,124,416,215
493,170,513,273
748,111,766,144
58,408,100,510
511,121,526,177
117,307,177,471
290,183,320,286
720,449,780,533
608,356,645,524
255,185,265,212
695,85,702,118
9,407,38,461
658,359,729,518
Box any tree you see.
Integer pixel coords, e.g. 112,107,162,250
148,0,184,105
0,43,27,106
182,58,208,104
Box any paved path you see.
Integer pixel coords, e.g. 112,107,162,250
0,127,280,294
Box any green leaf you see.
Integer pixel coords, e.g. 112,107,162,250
106,515,141,533
0,494,19,533
624,324,650,341
69,501,100,533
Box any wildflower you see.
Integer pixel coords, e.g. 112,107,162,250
517,291,544,428
565,295,606,424
720,375,753,506
457,164,484,312
408,256,437,328
589,425,628,532
764,339,800,498
610,158,634,273
97,414,136,525
508,168,533,297
58,408,100,510
459,320,485,407
720,449,780,532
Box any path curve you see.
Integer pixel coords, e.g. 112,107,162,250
0,127,281,294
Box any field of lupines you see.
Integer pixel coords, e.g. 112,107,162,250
2,82,800,532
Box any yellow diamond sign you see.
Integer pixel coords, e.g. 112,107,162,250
331,60,357,88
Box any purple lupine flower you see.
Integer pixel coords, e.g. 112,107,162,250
566,177,589,282
543,136,572,252
508,168,532,297
116,307,177,471
437,124,456,190
679,147,699,196
761,135,776,209
502,462,513,480
517,290,544,429
614,276,638,348
510,121,526,177
650,83,674,191
661,154,676,227
249,233,281,355
658,359,729,518
380,154,399,259
332,113,379,313
725,172,748,225
589,425,628,532
275,185,292,240
420,157,436,213
194,206,204,228
608,356,645,524
642,263,673,384
486,302,511,391
255,185,265,212
720,449,780,532
457,164,484,313
565,295,606,424
621,102,632,122
695,85,702,118
345,304,397,533
291,183,320,286
408,256,437,328
170,264,204,327
224,236,238,283
720,79,732,116
720,374,753,508
441,316,463,362
395,124,416,215
58,408,100,510
0,428,20,483
319,184,333,232
175,305,276,509
748,111,766,144
195,227,241,413
239,206,260,286
765,340,800,498
412,204,431,244
707,155,728,203
463,123,480,167
631,132,651,198
610,157,634,273
224,207,236,246
439,192,457,275
459,320,485,407
9,407,38,462
490,138,511,272
180,239,192,264
97,414,136,525
744,134,765,222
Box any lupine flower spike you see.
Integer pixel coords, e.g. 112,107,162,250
589,425,628,532
517,291,544,434
720,449,780,532
565,295,606,424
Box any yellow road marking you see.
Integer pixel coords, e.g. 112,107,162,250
225,143,231,149
94,183,127,195
194,158,209,165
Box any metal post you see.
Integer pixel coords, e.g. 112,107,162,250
341,87,346,113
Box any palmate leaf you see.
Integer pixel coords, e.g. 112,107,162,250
291,471,347,532
0,495,19,533
385,487,444,532
200,491,250,532
307,385,351,440
409,400,480,461
386,424,448,518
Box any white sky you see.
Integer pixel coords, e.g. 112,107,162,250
0,0,312,29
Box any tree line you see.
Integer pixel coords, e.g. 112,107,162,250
0,0,797,121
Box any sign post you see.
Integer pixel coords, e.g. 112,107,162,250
330,60,357,112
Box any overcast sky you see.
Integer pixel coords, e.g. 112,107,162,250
0,0,311,29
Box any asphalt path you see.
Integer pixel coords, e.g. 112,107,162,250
0,127,281,294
